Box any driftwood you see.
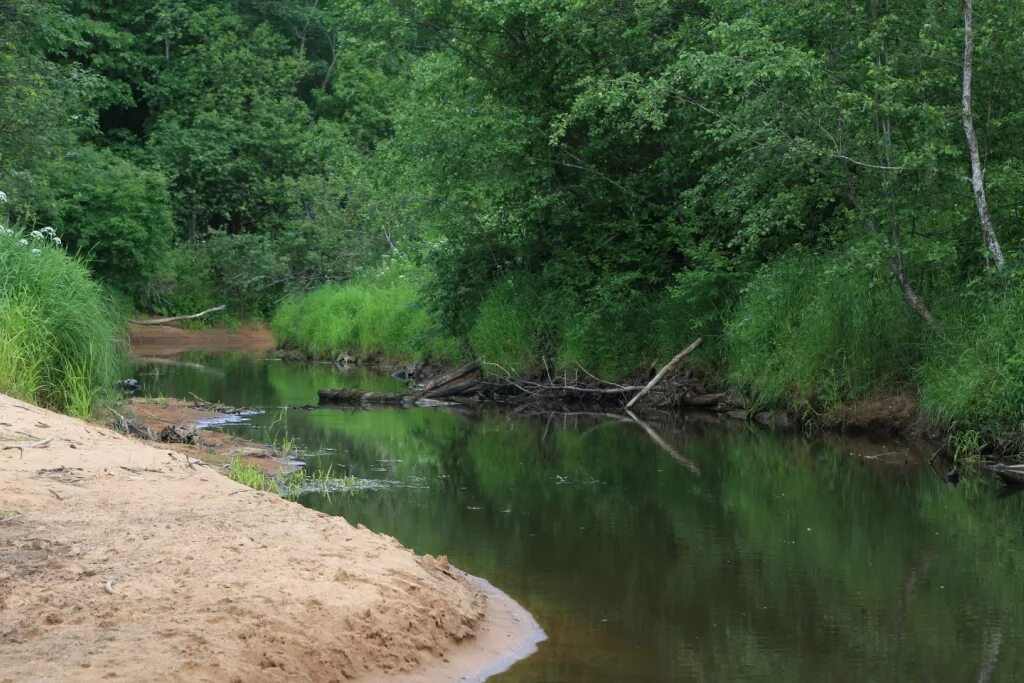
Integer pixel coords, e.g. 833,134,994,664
317,351,735,413
418,360,481,394
626,338,703,409
130,305,226,326
319,360,486,406
318,389,410,405
986,464,1024,486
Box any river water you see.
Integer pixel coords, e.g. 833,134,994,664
133,351,1024,682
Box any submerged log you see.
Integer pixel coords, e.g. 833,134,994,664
986,464,1024,486
318,389,410,405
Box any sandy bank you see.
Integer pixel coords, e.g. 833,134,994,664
0,394,543,681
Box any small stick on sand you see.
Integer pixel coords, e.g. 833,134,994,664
105,577,118,595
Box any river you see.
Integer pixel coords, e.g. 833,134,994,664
132,350,1024,682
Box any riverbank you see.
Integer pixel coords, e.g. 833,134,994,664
129,321,277,357
0,392,543,681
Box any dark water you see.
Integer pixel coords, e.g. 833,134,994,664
133,352,1024,682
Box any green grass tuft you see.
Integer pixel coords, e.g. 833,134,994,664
271,265,464,364
919,281,1024,433
724,247,922,411
0,230,123,416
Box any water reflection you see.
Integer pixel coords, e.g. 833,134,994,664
135,354,1024,682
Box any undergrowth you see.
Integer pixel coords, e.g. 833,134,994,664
0,227,123,416
919,279,1024,435
725,247,922,412
271,264,464,364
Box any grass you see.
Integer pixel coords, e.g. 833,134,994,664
724,247,922,412
919,280,1024,435
227,458,306,497
0,228,124,416
271,265,464,364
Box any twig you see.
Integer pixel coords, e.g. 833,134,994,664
104,577,118,595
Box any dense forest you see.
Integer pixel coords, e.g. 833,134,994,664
4,0,1024,438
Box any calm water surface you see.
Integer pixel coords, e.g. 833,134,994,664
134,352,1024,682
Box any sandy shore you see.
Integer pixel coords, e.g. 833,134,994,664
0,393,543,681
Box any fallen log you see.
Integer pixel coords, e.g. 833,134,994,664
318,389,410,405
681,392,727,408
130,305,226,325
625,338,703,410
423,377,484,400
419,360,482,394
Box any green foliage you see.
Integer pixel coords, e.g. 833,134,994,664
271,264,464,364
726,246,922,410
920,281,1024,433
469,279,553,373
0,226,123,416
43,147,175,298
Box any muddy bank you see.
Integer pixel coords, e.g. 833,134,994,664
0,393,543,681
122,397,280,473
129,321,277,357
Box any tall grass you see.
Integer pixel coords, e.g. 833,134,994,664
725,248,922,411
0,230,123,416
271,266,464,364
919,282,1024,432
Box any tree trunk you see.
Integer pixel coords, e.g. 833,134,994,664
962,0,1006,269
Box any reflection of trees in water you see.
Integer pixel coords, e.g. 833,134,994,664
146,356,1024,682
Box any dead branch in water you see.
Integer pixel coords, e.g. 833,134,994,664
130,305,226,326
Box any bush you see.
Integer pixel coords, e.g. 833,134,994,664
43,147,175,300
725,246,922,410
0,226,123,416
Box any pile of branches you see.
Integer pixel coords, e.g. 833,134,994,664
318,338,736,413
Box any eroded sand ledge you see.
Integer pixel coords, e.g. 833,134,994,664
0,393,543,681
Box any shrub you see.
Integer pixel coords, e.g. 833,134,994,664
0,224,123,416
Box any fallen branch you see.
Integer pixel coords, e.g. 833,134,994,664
130,305,226,326
625,338,704,410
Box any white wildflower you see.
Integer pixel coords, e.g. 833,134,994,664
19,238,28,246
29,230,43,240
0,191,7,202
40,226,56,238
52,236,61,246
31,248,41,255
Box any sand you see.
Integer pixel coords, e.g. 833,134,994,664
0,393,543,681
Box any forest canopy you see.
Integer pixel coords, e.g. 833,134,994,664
5,0,1024,424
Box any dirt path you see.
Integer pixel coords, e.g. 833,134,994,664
0,394,543,681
